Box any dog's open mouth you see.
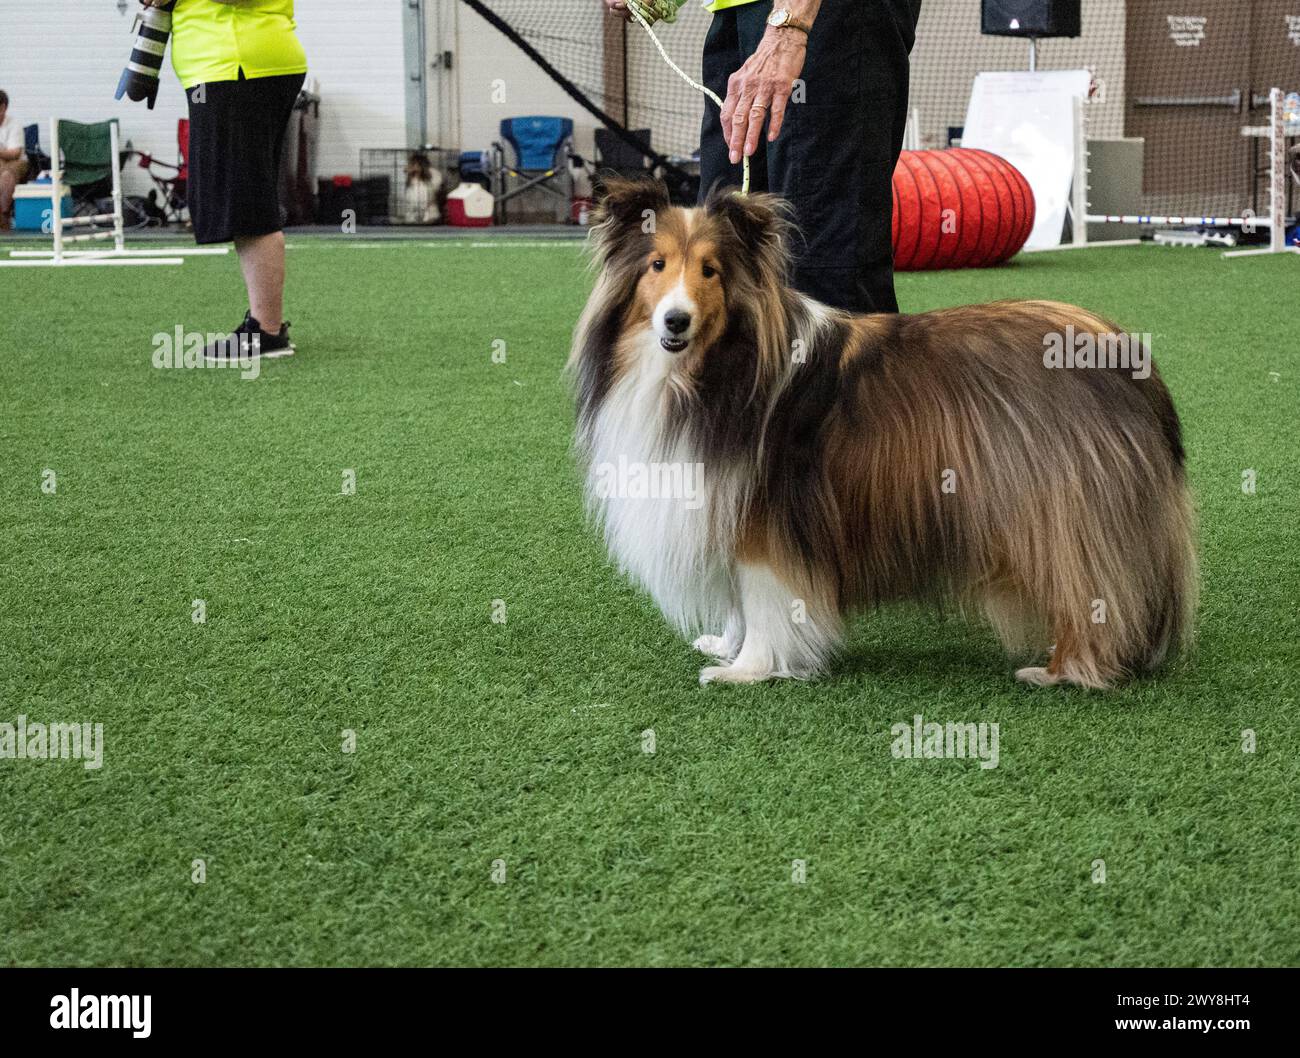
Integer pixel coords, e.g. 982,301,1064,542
660,337,689,353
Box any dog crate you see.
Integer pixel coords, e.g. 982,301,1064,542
359,147,460,226
316,175,390,228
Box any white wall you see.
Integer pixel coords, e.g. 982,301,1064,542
294,0,408,175
0,0,409,200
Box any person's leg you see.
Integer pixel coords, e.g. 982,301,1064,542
699,11,768,201
858,0,921,311
0,157,23,229
187,80,236,247
191,75,302,358
235,230,286,334
763,0,920,313
0,168,15,228
226,74,303,335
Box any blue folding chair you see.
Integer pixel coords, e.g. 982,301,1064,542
491,116,574,223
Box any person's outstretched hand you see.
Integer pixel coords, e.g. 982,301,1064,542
720,28,808,164
602,1,635,23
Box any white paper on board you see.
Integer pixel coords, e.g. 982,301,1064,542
961,70,1092,250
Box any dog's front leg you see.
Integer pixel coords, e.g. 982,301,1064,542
693,606,745,662
699,563,841,685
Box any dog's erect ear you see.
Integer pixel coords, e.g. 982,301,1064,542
595,176,671,233
707,189,785,259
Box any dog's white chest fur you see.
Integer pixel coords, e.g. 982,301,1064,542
584,335,735,633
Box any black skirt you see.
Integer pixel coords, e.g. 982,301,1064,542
186,71,306,245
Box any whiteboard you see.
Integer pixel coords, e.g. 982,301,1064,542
961,70,1091,250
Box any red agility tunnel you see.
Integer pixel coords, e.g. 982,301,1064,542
892,148,1036,270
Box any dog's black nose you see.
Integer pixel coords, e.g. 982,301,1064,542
664,310,691,335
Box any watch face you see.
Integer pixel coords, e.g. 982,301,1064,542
769,10,790,27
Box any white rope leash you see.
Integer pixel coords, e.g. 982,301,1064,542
625,0,751,195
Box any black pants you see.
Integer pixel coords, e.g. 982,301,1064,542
699,0,921,313
186,71,306,245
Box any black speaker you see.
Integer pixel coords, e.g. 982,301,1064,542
981,0,1081,38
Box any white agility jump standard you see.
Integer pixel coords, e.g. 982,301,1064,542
1078,87,1298,258
1224,88,1300,258
1,118,227,267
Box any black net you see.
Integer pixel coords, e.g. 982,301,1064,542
459,0,709,174
465,0,1299,232
909,1,1296,232
1114,0,1298,226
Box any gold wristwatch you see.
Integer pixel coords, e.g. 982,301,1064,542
766,8,813,35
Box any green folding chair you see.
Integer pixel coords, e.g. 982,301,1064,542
1,116,196,266
57,119,118,215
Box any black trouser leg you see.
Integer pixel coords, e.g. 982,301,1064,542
700,11,765,195
698,1,921,314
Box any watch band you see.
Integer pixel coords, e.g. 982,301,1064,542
769,10,813,35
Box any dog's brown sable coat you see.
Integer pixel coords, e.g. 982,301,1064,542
571,178,1197,688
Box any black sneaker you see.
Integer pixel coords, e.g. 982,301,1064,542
202,311,296,362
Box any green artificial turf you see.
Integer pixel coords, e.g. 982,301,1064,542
0,236,1296,967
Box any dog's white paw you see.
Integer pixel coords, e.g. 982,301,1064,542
692,634,735,660
699,664,777,686
1015,665,1060,687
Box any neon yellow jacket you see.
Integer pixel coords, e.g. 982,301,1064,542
171,0,308,89
661,0,762,14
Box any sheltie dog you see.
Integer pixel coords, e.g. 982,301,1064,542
569,178,1197,689
403,152,443,224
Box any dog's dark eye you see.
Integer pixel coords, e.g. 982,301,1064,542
702,264,718,280
651,259,666,272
